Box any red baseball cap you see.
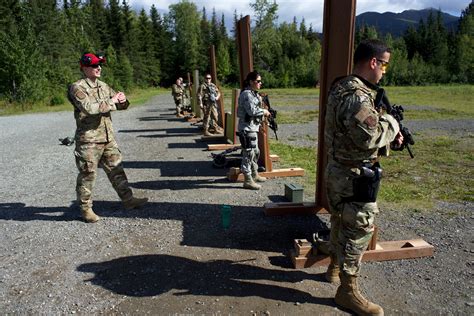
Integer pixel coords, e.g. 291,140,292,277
79,53,106,67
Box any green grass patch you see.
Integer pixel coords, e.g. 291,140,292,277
269,141,317,193
278,110,318,124
385,85,474,118
380,132,474,206
407,108,466,120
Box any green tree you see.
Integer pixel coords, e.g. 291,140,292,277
168,1,202,75
455,2,474,82
0,1,48,103
250,0,281,80
134,8,160,87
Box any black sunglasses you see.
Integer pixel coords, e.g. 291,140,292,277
90,64,101,69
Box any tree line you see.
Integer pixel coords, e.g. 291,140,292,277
0,0,472,106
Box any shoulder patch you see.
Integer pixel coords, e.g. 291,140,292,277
355,107,378,128
354,107,370,123
75,90,87,100
363,115,377,128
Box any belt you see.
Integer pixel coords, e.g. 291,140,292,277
334,158,378,167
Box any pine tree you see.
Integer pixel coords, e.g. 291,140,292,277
168,1,202,76
455,2,474,82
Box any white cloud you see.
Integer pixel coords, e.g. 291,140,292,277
128,0,470,32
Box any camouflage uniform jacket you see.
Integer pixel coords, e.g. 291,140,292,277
324,75,399,163
171,84,184,100
198,82,219,104
69,78,120,143
237,88,264,133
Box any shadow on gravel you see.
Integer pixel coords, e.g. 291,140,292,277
119,127,201,135
0,200,328,254
0,202,78,221
167,142,208,149
138,116,186,122
131,178,237,190
76,254,335,307
123,160,227,177
100,201,328,253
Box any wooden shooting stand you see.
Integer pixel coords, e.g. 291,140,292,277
291,228,434,269
226,16,303,182
263,0,434,268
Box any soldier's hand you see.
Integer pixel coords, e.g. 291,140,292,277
263,109,271,117
393,131,404,148
99,101,111,113
112,92,127,104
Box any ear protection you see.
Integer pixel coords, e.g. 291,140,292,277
95,53,106,65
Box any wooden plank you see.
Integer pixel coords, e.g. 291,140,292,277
294,239,313,256
227,168,304,181
264,202,328,216
200,134,225,141
269,154,280,162
291,250,330,269
290,239,434,268
207,143,239,151
368,225,379,250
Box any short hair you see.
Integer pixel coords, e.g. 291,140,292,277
353,39,391,65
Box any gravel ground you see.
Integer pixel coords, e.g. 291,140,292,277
0,93,473,315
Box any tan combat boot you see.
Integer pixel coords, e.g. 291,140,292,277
243,174,261,190
123,197,149,210
213,125,224,134
335,272,384,316
81,208,100,223
203,128,212,136
251,171,267,182
325,255,340,283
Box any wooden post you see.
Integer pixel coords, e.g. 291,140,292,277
192,70,201,118
316,0,357,210
209,45,225,128
237,15,253,89
226,89,240,143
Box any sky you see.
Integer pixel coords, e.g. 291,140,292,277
127,0,471,32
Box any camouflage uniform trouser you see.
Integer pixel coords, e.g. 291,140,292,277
174,96,183,115
240,131,259,175
74,140,133,211
202,101,219,130
325,160,378,276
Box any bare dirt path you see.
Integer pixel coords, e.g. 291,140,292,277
0,94,472,315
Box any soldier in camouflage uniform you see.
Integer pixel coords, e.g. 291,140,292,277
237,71,271,190
198,74,222,136
68,53,148,223
323,40,403,315
171,77,185,117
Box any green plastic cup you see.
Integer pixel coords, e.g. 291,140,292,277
221,205,232,229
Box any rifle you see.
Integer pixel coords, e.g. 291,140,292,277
375,88,415,158
259,93,279,140
210,146,242,168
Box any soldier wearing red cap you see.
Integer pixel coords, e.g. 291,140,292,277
68,53,148,223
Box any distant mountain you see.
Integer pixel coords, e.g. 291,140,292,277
356,8,459,37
